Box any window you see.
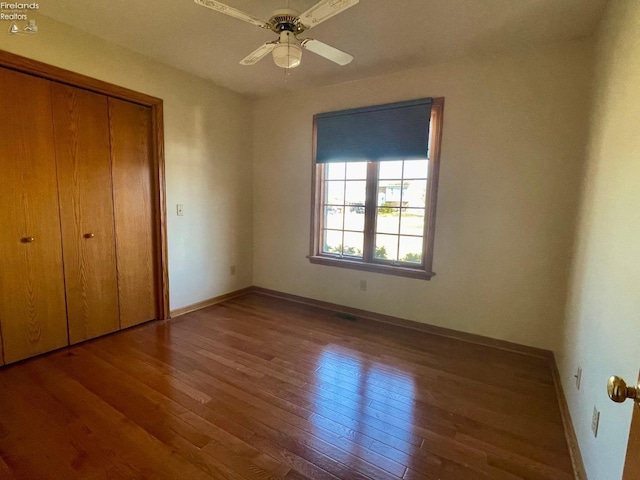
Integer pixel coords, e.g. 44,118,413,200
309,98,443,279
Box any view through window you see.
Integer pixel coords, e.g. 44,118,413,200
322,160,429,264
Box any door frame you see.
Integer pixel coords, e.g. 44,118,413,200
0,49,170,320
623,370,640,479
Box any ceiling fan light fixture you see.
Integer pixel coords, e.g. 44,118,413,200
272,42,302,68
272,31,302,69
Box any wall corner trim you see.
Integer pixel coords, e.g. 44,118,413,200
550,354,588,480
169,287,253,318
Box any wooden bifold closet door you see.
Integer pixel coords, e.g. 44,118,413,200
109,98,159,329
0,69,69,363
51,83,120,344
0,57,163,365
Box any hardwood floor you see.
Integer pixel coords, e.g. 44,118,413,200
0,292,574,479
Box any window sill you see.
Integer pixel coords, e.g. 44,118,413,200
308,255,435,280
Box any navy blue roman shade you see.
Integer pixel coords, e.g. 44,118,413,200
314,98,433,163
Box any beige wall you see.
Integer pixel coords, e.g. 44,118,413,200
252,40,591,350
0,14,254,311
558,2,640,479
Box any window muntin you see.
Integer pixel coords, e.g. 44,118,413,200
310,98,443,279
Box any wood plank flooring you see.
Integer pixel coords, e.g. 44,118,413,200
0,292,574,479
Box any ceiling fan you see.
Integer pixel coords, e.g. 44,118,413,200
194,0,359,69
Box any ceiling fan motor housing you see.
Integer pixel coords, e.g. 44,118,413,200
268,8,307,34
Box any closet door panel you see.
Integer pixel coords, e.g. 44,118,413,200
51,83,120,344
109,98,158,328
0,68,69,363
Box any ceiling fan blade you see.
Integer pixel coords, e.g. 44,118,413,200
240,42,277,65
194,0,269,29
298,0,359,29
300,39,353,66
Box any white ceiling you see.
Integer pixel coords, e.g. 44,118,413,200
40,0,607,98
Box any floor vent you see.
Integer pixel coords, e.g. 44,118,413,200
336,313,357,321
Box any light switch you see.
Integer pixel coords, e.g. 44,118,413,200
176,204,184,216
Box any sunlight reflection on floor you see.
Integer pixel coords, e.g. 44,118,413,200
309,347,417,470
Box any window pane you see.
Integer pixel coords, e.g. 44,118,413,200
345,208,365,231
324,206,344,230
375,234,399,261
346,162,367,180
403,179,427,208
377,180,404,206
323,229,343,254
403,160,429,179
343,231,363,257
399,236,423,263
326,162,346,180
400,208,425,236
325,180,345,205
376,207,400,234
345,180,366,206
378,160,403,180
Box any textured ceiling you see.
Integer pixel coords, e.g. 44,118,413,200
39,0,607,98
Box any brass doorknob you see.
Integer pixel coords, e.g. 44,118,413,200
83,233,95,239
607,376,639,403
21,236,35,243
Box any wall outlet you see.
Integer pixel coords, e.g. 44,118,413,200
359,280,367,291
176,204,184,216
575,366,582,390
230,265,236,276
591,407,600,437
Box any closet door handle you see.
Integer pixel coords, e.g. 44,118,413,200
83,233,95,239
21,236,35,243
